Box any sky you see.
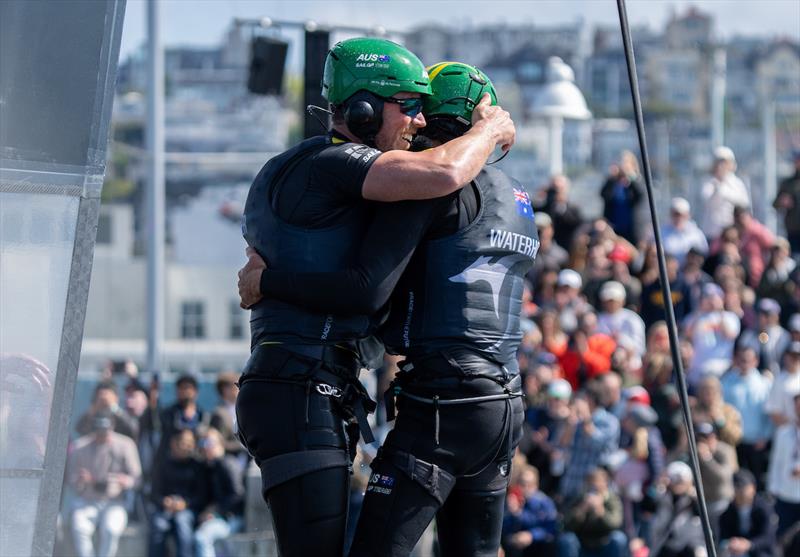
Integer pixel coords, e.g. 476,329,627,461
120,0,800,63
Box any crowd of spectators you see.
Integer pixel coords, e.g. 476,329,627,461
59,148,800,557
502,148,800,557
62,368,246,557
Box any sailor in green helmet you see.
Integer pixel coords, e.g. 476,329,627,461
236,39,515,557
239,61,537,557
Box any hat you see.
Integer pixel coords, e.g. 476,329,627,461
547,379,573,400
625,403,658,427
670,197,691,215
534,212,553,228
599,281,626,302
608,245,632,264
713,146,736,162
557,269,582,289
666,461,693,484
694,422,715,437
624,385,651,406
757,298,781,315
701,283,724,300
786,341,800,355
732,469,756,489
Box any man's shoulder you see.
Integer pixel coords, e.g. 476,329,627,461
315,141,381,167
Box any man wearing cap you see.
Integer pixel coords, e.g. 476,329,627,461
67,412,142,557
648,461,705,557
738,298,790,375
766,340,800,426
773,150,800,253
693,421,736,520
597,280,646,359
235,39,515,556
701,146,750,240
683,283,741,385
718,469,777,557
553,269,589,334
721,343,773,488
659,197,708,267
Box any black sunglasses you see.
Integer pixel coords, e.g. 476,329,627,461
380,96,424,117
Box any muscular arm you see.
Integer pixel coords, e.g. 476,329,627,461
258,198,446,315
361,94,514,201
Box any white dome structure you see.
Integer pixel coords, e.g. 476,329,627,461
533,57,592,120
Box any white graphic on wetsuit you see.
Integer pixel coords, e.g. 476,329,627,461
367,472,395,495
448,254,527,350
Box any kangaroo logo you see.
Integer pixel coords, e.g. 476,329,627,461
448,255,523,318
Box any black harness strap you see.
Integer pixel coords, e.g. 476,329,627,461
259,449,349,493
380,448,457,505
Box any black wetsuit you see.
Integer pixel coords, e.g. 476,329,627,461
260,166,540,557
236,132,385,557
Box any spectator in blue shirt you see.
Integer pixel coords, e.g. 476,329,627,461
721,343,774,489
502,465,558,557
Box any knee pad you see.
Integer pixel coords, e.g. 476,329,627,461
258,449,349,496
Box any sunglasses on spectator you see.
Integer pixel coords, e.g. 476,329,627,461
381,96,424,117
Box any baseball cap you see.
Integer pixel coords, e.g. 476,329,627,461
534,212,553,228
624,385,651,406
713,146,736,162
694,422,715,437
666,461,693,484
625,403,658,427
757,298,781,315
557,269,582,290
701,283,724,300
732,469,756,489
670,197,691,215
599,281,626,302
547,379,573,400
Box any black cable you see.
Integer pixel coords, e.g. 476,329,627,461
306,104,332,132
615,2,718,557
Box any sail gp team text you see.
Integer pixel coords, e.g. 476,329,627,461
489,229,540,258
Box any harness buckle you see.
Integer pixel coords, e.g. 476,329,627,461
315,383,343,398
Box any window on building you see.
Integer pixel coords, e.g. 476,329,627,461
229,299,245,339
181,300,205,339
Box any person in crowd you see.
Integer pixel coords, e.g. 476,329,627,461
559,311,617,391
501,465,558,557
553,268,590,334
773,150,800,254
67,413,142,557
683,283,741,387
539,308,569,360
601,150,644,245
648,461,705,557
705,226,746,282
693,422,737,520
75,381,139,440
148,429,207,557
608,245,641,311
683,247,713,311
721,343,773,488
639,253,693,329
600,371,625,420
615,403,664,541
757,238,795,306
560,467,627,557
558,382,620,503
659,197,708,267
690,376,743,447
209,371,245,463
529,211,568,282
700,146,750,240
718,469,776,557
734,206,775,288
767,393,800,556
149,374,208,473
766,340,800,426
193,428,245,557
520,378,572,495
738,298,790,375
597,280,646,361
535,174,584,251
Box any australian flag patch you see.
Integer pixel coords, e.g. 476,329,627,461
514,188,534,220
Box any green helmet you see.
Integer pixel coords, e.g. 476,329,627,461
322,37,431,105
423,61,498,126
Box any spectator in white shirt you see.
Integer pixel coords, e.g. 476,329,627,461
767,393,800,554
659,197,708,267
701,146,751,240
766,341,800,427
597,280,646,360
